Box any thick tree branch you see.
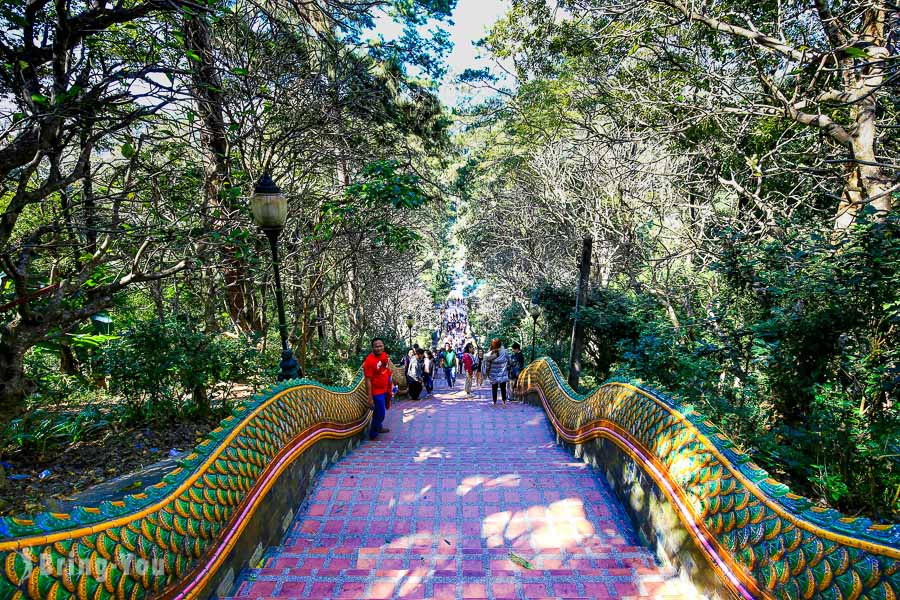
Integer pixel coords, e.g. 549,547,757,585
813,0,848,49
657,0,814,63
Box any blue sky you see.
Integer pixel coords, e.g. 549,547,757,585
373,0,510,106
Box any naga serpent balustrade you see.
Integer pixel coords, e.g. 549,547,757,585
0,374,371,600
1,361,897,600
519,357,899,600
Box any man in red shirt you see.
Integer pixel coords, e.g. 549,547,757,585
362,337,392,440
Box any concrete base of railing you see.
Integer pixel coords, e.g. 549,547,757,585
204,433,367,600
522,391,736,600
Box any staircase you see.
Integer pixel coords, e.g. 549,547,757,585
227,386,686,599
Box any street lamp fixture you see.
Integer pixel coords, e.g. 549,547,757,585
252,173,300,381
529,304,540,363
405,315,414,347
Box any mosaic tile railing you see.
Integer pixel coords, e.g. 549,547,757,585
0,374,370,600
519,357,899,600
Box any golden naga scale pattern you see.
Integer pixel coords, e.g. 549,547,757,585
0,375,370,600
519,357,899,600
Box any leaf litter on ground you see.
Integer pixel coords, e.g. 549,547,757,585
509,552,534,569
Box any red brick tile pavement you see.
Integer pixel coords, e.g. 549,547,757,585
227,382,687,599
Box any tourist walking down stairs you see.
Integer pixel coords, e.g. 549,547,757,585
474,348,484,387
508,342,525,399
483,338,509,406
440,342,457,388
407,348,425,400
462,343,475,397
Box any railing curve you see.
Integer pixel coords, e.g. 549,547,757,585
520,357,899,600
0,374,370,600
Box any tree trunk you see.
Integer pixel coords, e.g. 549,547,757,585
192,384,209,414
201,265,219,331
151,278,165,319
184,14,263,335
832,9,893,230
299,307,310,373
59,340,78,375
0,338,30,420
346,259,362,355
568,235,592,390
316,303,326,343
834,119,893,230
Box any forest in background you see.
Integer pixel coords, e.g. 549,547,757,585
0,0,457,513
457,0,899,519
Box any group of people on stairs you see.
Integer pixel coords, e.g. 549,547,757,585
436,339,525,405
361,300,527,441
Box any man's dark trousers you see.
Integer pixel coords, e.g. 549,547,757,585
370,393,387,439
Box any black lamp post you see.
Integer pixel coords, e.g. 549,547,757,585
252,173,300,381
405,315,414,347
529,304,540,362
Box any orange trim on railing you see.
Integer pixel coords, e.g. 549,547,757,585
525,381,765,599
160,416,370,600
0,383,367,552
608,382,900,559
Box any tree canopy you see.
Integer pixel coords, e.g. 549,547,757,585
455,0,899,518
0,0,897,520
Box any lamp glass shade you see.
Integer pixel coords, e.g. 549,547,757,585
251,191,287,229
530,305,540,319
405,316,414,329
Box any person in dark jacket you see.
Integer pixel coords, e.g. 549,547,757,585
407,348,425,400
508,342,525,399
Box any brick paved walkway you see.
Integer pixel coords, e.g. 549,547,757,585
228,382,686,599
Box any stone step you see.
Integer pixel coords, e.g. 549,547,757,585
237,565,670,578
227,577,678,599
263,543,654,559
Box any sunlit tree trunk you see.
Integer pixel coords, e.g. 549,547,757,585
834,10,893,229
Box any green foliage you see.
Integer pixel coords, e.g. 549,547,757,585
714,216,900,425
514,217,900,519
302,342,360,387
317,160,429,253
458,0,899,524
366,1,455,81
0,407,110,455
345,160,429,210
98,319,265,424
534,284,638,379
428,257,454,303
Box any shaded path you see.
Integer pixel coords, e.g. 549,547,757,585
229,383,686,599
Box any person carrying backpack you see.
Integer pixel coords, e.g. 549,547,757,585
483,339,509,406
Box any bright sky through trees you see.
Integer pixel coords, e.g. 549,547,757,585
373,0,509,105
